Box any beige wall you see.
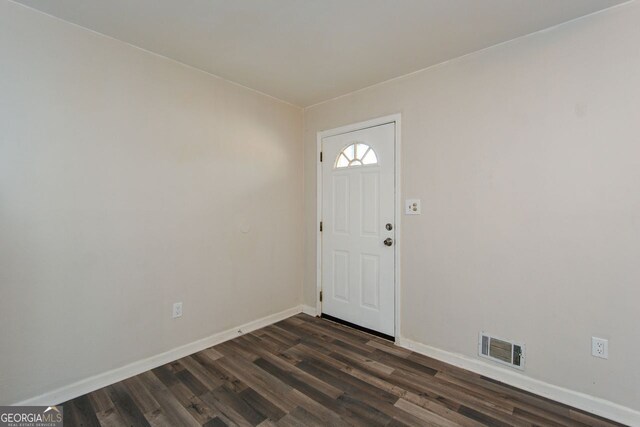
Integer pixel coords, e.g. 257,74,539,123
304,2,640,411
0,1,303,404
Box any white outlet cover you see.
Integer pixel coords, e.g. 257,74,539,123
405,199,421,215
592,337,608,359
172,302,183,318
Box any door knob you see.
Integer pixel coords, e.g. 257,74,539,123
383,238,393,247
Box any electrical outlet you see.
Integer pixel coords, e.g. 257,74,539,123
405,199,421,215
172,302,183,318
592,337,608,359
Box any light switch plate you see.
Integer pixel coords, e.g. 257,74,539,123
405,199,421,215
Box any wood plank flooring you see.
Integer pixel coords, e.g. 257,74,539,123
62,314,625,426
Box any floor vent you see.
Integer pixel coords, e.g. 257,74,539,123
479,332,525,370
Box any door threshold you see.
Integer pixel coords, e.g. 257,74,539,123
320,314,395,342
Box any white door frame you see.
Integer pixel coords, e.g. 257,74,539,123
316,113,402,340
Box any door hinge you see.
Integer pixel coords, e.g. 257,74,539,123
319,291,323,302
319,221,323,232
320,151,323,162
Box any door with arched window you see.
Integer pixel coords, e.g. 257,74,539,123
320,122,395,338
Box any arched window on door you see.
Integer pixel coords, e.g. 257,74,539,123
334,143,378,168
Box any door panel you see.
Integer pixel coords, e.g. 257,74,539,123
321,122,395,336
332,251,349,301
360,254,380,309
332,175,350,234
360,172,379,236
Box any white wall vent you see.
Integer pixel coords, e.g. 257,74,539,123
479,332,525,370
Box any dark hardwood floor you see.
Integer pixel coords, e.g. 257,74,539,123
62,314,624,426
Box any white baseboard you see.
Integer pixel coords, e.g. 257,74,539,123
14,305,303,406
397,337,640,426
301,304,318,317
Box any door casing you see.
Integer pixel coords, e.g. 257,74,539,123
316,113,402,340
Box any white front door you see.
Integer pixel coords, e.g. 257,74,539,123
321,123,395,337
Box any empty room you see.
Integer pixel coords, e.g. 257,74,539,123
1,0,639,426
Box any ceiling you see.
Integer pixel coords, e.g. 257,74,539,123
15,0,626,106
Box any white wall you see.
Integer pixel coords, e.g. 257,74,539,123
0,1,303,404
304,1,640,413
